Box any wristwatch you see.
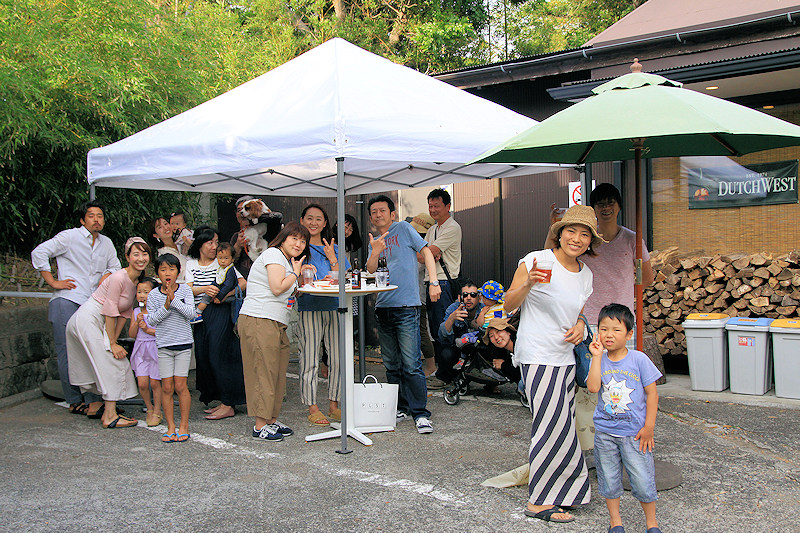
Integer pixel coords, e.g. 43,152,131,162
430,280,440,286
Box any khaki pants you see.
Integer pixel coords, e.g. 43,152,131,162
238,314,290,420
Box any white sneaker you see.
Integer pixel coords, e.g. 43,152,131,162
396,411,410,422
415,416,433,434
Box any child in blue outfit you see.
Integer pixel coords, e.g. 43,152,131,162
587,303,663,533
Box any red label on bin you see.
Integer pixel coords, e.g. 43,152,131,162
738,336,754,347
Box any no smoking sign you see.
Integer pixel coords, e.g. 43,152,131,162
568,181,596,207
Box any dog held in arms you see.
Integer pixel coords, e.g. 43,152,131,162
238,199,277,262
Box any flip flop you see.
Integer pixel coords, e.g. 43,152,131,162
87,405,125,419
609,526,626,533
175,433,190,443
69,403,88,415
103,416,137,429
646,528,662,533
523,506,574,523
162,432,177,443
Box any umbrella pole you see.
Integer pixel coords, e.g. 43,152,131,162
335,157,352,455
633,139,644,351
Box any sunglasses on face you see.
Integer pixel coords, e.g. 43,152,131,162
461,292,479,298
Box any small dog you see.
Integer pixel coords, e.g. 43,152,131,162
243,223,268,262
239,199,270,225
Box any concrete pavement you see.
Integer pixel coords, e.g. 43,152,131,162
2,364,799,532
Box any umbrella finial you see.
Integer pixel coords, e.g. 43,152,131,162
631,58,643,73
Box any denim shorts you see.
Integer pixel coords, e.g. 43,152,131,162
594,430,658,503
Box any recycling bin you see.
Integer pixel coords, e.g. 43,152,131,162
682,313,729,391
725,317,773,395
769,319,800,399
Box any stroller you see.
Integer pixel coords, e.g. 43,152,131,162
442,331,527,407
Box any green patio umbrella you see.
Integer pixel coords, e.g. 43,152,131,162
476,60,800,349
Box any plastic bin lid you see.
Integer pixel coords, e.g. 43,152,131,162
725,317,774,328
770,318,800,329
686,313,728,320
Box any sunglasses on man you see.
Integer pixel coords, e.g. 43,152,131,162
461,291,479,298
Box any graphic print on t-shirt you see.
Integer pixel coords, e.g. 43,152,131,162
602,377,634,416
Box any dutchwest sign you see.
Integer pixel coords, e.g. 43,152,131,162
688,160,798,209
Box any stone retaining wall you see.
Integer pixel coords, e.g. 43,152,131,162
0,303,56,398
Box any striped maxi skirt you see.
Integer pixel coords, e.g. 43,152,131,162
522,363,591,506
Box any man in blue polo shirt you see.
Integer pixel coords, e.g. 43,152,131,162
366,195,441,434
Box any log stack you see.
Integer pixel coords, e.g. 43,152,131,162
643,248,800,357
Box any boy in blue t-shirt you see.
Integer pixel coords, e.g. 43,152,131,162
587,303,663,533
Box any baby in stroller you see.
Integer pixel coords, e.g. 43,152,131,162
444,315,527,407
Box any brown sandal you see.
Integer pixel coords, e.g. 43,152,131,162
327,407,341,422
308,411,330,426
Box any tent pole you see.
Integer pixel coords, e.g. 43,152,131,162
633,140,644,351
335,157,351,455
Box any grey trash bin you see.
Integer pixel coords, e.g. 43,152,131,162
682,313,729,391
769,319,800,400
725,317,773,395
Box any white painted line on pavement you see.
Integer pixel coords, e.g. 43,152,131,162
139,422,280,459
335,468,470,505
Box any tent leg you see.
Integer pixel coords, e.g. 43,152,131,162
334,157,352,455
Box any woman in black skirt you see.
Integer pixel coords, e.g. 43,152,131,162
186,225,246,420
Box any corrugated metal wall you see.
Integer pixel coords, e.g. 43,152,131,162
453,164,624,290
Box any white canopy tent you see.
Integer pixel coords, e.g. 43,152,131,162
88,38,566,451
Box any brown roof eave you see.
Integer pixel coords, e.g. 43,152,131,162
434,9,800,90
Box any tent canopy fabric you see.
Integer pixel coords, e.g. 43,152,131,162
88,38,563,196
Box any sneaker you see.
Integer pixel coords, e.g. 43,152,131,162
252,424,283,441
189,313,203,324
452,358,466,371
273,421,294,437
396,410,410,422
415,416,433,434
426,376,448,390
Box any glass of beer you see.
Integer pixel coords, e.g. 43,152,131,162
535,258,554,283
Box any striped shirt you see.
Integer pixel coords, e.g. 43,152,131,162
146,284,195,349
185,258,244,306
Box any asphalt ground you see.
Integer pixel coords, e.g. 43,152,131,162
2,363,800,533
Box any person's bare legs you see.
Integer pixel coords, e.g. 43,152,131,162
605,497,623,529
161,377,176,437
641,500,658,530
137,376,153,412
150,379,162,419
174,377,191,440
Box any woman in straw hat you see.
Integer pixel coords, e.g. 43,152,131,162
66,237,152,428
503,205,604,523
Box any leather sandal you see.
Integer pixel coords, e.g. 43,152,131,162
308,411,330,426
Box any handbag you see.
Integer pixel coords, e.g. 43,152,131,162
353,375,399,428
573,315,593,388
230,284,244,325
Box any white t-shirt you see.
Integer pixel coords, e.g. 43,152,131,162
239,247,296,325
515,248,593,367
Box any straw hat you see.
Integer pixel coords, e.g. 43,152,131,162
547,205,606,248
410,213,435,234
482,317,516,344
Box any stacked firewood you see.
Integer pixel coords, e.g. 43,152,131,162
643,248,800,356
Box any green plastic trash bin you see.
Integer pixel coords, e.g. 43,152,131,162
770,319,800,400
725,317,773,395
682,313,729,392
